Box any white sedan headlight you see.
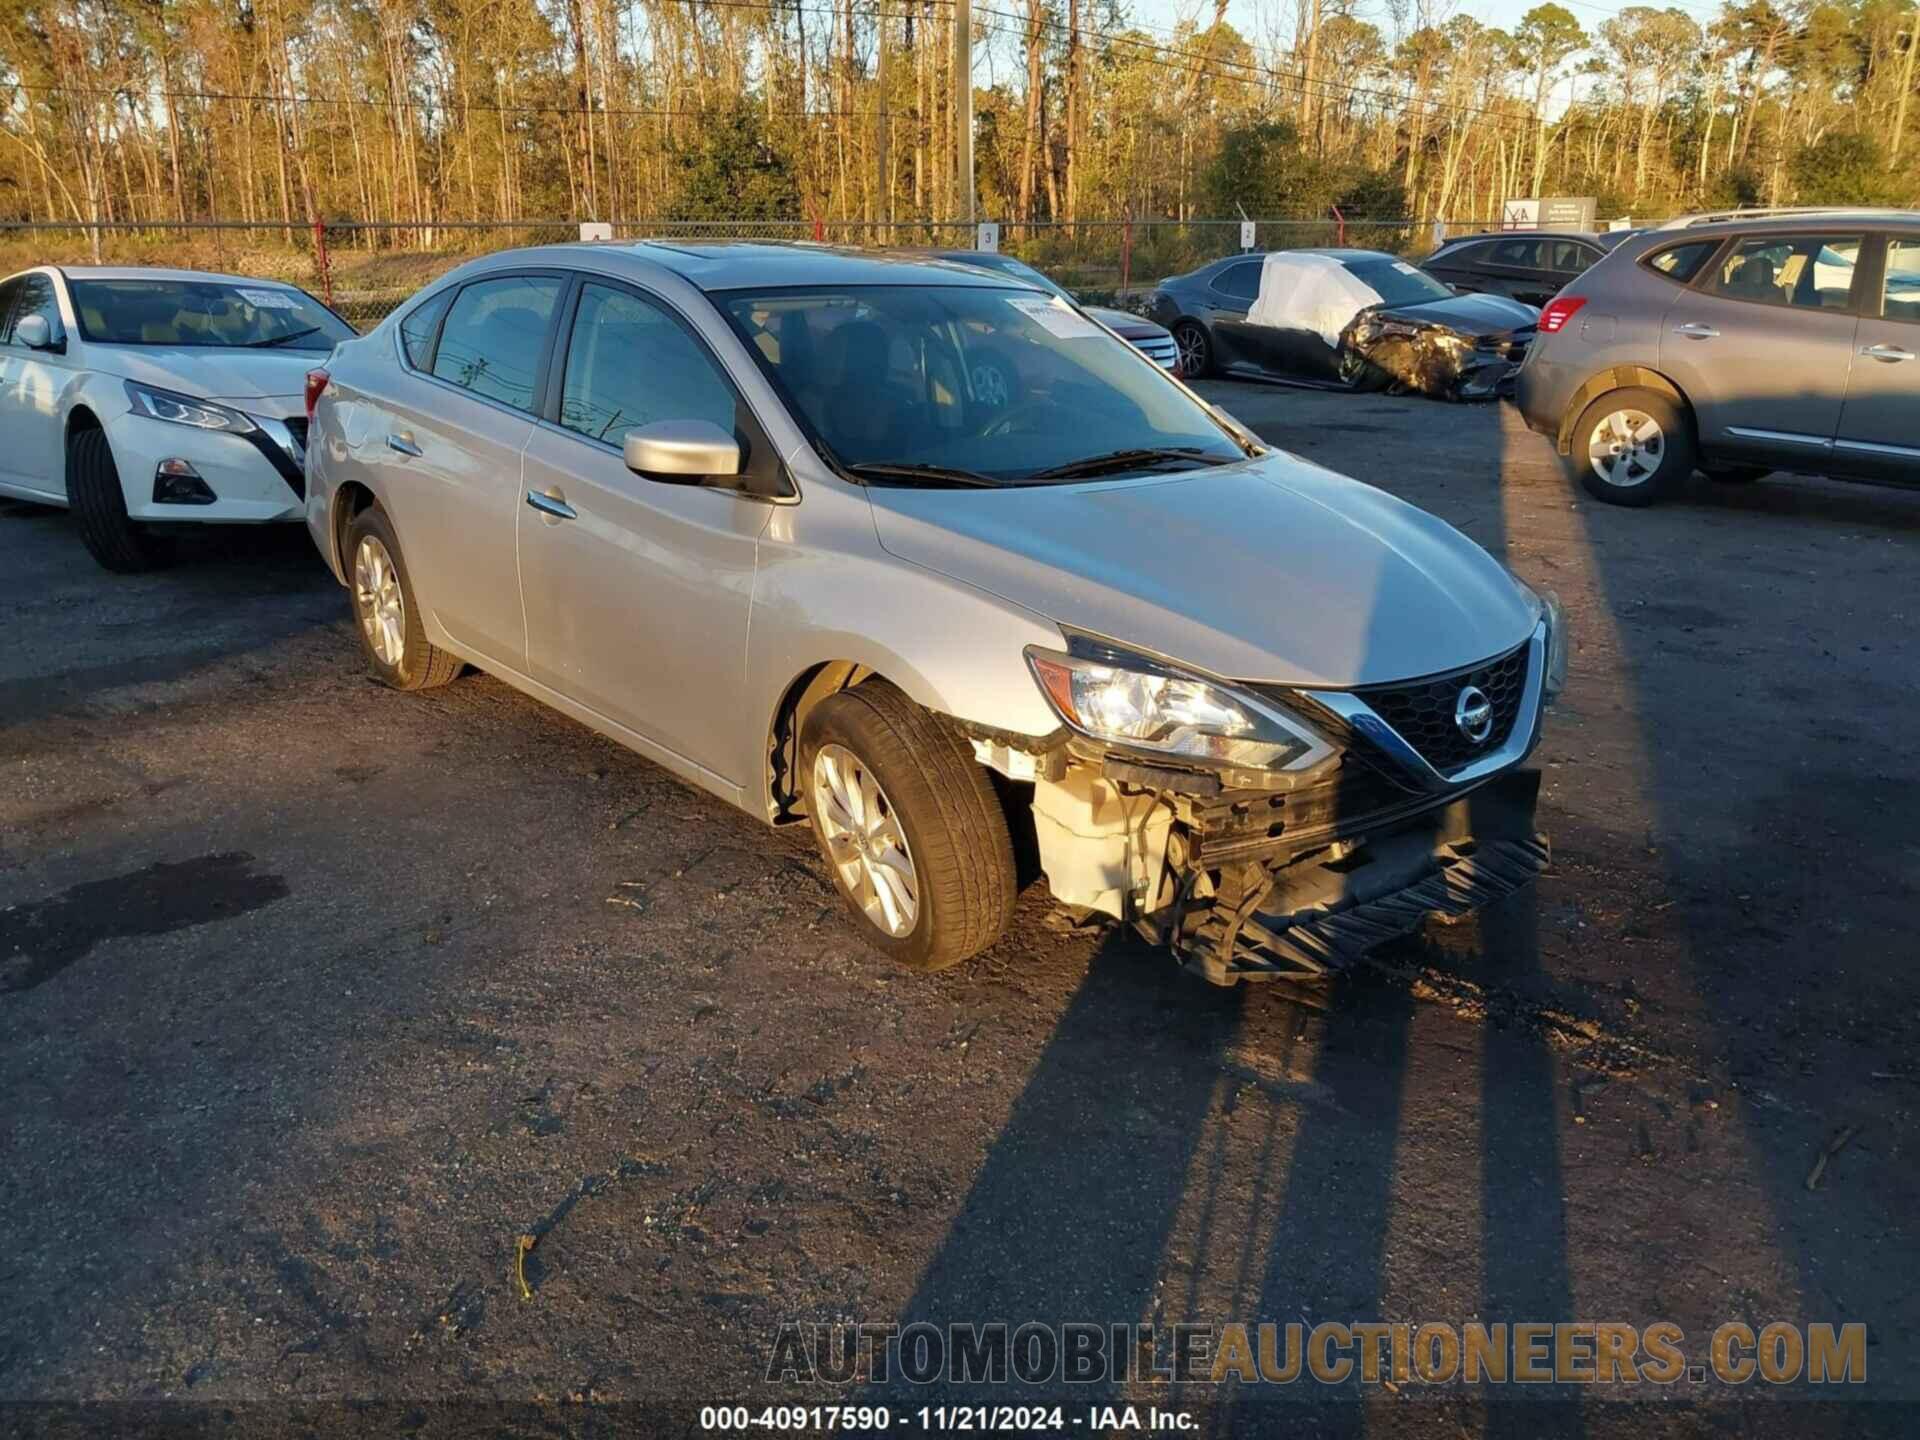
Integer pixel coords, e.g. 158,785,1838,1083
1027,647,1335,773
124,381,258,436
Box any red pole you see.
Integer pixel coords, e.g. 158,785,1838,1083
311,215,335,308
1331,204,1346,247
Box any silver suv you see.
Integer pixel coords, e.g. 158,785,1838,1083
304,242,1565,987
1515,210,1918,505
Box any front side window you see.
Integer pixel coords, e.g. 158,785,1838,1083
559,283,737,445
1705,234,1862,310
398,289,452,369
721,284,1244,485
431,275,563,411
4,273,60,343
1882,238,1920,323
0,278,23,341
67,278,351,350
1213,262,1262,300
1644,241,1718,283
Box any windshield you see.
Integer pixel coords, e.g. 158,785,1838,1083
1341,258,1455,307
720,285,1246,485
954,253,1072,301
69,279,355,350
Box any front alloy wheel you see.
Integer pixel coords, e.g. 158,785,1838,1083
1567,387,1694,507
811,743,919,938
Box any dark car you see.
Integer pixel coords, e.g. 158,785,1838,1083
1515,209,1919,506
1144,249,1538,399
1419,230,1619,308
919,250,1180,376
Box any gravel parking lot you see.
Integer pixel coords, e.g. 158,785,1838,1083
3,383,1917,1436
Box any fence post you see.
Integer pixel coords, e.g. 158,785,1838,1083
1120,212,1132,299
1331,204,1346,247
311,214,335,309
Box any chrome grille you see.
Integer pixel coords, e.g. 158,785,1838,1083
1354,643,1530,777
1132,335,1179,370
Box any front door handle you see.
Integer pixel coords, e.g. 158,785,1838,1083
525,488,577,521
1673,322,1719,339
386,432,422,456
1861,343,1915,363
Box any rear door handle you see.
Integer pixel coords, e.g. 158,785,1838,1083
1673,322,1719,339
525,489,577,521
386,432,422,456
1861,343,1915,363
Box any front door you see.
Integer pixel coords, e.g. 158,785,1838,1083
1834,235,1920,482
516,279,770,786
1661,231,1865,464
0,273,73,500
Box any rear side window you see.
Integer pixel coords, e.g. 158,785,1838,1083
558,283,737,445
398,290,452,369
1704,234,1862,310
1550,240,1597,274
1882,238,1920,323
1644,241,1719,284
431,275,563,411
1212,262,1262,300
1490,238,1545,268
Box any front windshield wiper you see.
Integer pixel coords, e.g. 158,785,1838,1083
245,326,323,348
1028,446,1235,481
845,461,1004,489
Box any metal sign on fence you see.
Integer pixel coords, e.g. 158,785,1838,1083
578,221,614,242
1240,219,1257,251
975,221,1000,253
1503,197,1596,233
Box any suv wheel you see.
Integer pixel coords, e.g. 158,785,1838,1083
1569,388,1695,507
1173,321,1212,378
800,681,1017,971
345,504,462,690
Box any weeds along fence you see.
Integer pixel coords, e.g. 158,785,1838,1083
0,216,1440,332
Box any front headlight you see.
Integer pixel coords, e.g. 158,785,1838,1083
1026,646,1335,773
1506,568,1567,702
124,381,257,435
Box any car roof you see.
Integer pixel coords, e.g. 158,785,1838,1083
48,265,309,287
1654,210,1920,237
572,240,1024,291
1436,230,1603,245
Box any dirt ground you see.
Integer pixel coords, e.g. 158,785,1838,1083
2,385,1917,1439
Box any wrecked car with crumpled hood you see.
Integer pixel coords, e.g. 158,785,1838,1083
1243,249,1540,400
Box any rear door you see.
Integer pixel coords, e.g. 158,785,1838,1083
1480,237,1554,305
1660,231,1865,464
368,271,565,672
1834,234,1920,481
1203,259,1272,372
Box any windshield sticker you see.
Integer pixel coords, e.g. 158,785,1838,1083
237,287,301,310
1392,261,1422,276
1007,296,1103,340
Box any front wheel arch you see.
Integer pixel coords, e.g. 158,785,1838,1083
1555,365,1691,456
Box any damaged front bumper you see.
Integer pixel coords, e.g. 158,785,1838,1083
967,626,1554,989
1341,312,1533,402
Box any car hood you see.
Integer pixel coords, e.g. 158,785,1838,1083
88,346,322,405
1085,305,1168,340
866,452,1538,688
1379,292,1539,337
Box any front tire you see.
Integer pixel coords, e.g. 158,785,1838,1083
344,504,461,690
68,429,166,573
800,681,1017,971
1173,321,1213,379
1568,388,1695,507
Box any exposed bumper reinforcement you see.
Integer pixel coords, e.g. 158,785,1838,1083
1176,768,1548,987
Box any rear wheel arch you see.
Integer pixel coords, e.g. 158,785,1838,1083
1555,365,1692,456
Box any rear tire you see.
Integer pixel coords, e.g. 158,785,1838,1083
1173,321,1213,379
1567,387,1694,507
344,504,461,691
800,681,1017,971
68,429,165,573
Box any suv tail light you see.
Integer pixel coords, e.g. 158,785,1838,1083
1538,296,1588,334
304,369,330,422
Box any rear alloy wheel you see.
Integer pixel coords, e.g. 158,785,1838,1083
800,681,1016,971
344,504,462,690
1173,321,1212,379
1570,388,1694,508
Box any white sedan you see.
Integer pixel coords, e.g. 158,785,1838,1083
0,265,355,570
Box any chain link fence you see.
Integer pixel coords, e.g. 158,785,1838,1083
1,216,1440,332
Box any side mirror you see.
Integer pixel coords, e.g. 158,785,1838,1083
14,314,56,350
623,419,741,483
